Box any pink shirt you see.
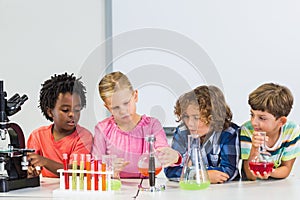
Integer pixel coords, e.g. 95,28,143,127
92,115,169,178
27,124,93,178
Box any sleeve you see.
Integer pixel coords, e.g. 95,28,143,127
207,127,240,180
164,127,187,179
91,124,107,161
150,118,170,149
240,125,253,160
27,131,41,154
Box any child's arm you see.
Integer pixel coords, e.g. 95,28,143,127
28,153,63,177
269,158,296,179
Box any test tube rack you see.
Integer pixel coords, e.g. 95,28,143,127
52,169,114,198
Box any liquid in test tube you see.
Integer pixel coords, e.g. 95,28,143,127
102,163,106,191
72,154,78,190
94,156,99,191
79,154,85,190
86,154,92,190
62,153,69,189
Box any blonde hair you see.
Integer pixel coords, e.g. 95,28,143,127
98,71,133,102
248,83,293,119
174,85,232,131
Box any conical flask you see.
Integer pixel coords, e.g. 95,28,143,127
179,134,210,190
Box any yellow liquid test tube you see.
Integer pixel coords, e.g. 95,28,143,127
79,154,85,190
72,154,78,190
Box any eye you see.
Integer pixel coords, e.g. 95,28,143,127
259,116,267,121
62,109,69,113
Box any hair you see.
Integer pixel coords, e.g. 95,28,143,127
248,83,293,119
98,71,133,102
174,85,232,131
39,72,87,121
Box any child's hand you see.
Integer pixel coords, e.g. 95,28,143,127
27,153,43,177
156,147,180,167
27,153,47,167
112,158,130,174
252,131,269,148
27,165,41,178
207,170,229,184
249,168,274,179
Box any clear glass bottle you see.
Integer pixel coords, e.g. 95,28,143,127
249,132,274,175
179,134,210,190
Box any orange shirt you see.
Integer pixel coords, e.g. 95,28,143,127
27,124,93,178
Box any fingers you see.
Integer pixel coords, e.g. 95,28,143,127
156,147,179,167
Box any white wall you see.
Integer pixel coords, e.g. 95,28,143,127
1,0,300,141
111,0,300,127
0,0,105,139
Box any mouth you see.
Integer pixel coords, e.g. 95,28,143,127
67,120,75,126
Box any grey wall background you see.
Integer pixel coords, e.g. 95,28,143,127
1,0,300,143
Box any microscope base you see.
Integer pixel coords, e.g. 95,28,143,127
0,176,40,192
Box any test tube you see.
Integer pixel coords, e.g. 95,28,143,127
102,162,106,191
94,156,99,191
62,153,69,190
86,154,92,190
79,154,85,190
72,154,78,190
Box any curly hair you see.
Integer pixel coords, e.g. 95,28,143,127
39,72,87,121
174,85,232,131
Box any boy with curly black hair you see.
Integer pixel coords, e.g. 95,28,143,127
27,72,93,177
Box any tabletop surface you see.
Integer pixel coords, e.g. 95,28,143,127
1,172,300,200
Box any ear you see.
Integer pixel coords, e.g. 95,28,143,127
46,108,53,118
104,103,111,112
278,116,287,127
133,90,138,103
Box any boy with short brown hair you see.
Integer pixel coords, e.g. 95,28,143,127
241,83,300,180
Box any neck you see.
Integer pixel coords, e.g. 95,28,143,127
116,114,141,131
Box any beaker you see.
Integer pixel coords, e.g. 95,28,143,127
249,132,274,175
137,135,165,192
179,134,210,190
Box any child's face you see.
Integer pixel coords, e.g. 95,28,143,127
104,89,137,124
182,104,209,137
250,109,286,135
48,92,82,134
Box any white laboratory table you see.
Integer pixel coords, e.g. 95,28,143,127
1,173,300,200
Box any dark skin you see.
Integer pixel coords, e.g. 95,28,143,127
27,92,81,177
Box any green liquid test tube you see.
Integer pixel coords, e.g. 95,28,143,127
72,154,78,190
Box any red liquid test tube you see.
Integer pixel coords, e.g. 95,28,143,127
94,156,99,191
102,163,106,191
62,153,69,189
86,154,91,190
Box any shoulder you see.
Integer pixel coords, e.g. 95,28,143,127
95,116,116,134
76,125,92,135
281,121,300,139
30,125,52,136
173,124,188,138
138,115,163,130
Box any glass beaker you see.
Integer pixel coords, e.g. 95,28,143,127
137,135,162,177
249,132,274,175
137,135,165,192
179,134,210,190
102,154,122,190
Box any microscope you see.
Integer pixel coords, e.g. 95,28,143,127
0,80,40,192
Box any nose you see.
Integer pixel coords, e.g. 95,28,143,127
251,116,259,127
186,118,196,129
